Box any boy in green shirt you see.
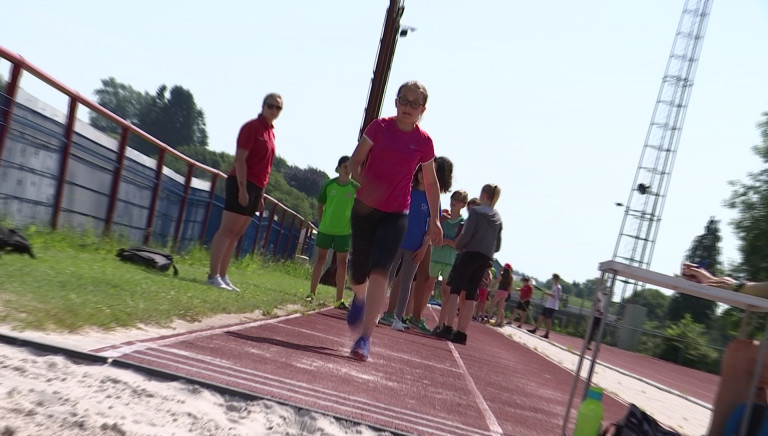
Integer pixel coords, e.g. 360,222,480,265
309,156,359,308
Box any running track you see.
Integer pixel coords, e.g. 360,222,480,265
92,308,680,435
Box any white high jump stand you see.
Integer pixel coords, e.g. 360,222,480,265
560,260,768,436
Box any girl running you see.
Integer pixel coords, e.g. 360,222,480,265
346,81,443,361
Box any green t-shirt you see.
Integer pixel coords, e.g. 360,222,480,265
431,216,464,264
317,177,359,235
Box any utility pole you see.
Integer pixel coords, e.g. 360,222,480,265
358,0,405,139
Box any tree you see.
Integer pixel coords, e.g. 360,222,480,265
282,165,329,198
265,173,318,223
667,218,722,326
90,77,153,136
138,85,208,150
656,314,719,373
725,111,768,281
90,78,208,156
623,288,670,323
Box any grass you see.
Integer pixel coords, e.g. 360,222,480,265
0,226,340,332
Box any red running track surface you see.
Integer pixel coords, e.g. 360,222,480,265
92,308,635,435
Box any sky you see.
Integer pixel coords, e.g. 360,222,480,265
2,0,767,288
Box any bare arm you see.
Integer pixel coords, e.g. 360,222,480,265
420,159,443,246
316,203,325,225
349,136,373,185
234,148,249,206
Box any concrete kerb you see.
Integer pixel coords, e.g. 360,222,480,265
493,324,713,411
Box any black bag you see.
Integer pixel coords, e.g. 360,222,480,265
0,226,35,258
116,246,178,276
602,404,681,436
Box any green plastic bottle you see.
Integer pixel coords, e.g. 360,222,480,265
573,386,604,436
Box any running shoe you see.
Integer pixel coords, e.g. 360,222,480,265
335,300,349,310
350,336,370,362
435,325,454,340
305,293,315,302
541,332,550,339
408,318,432,334
221,276,240,292
207,275,233,291
347,295,365,328
392,318,406,332
378,312,395,326
451,330,467,345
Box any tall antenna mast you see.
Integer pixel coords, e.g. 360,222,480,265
612,0,713,302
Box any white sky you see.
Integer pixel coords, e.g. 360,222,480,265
2,0,767,286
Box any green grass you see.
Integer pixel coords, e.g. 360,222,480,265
0,226,339,332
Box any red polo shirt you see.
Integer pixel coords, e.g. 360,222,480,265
229,115,275,188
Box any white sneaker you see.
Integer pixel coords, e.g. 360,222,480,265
221,275,240,292
392,318,406,332
207,275,233,291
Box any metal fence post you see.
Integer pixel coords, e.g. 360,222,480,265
51,98,78,229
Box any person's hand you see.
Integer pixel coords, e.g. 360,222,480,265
681,262,738,290
440,209,451,221
238,189,249,207
428,220,443,247
412,245,428,265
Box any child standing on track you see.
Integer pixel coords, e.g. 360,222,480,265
473,267,492,322
487,263,513,326
436,184,502,345
510,277,533,328
381,165,433,331
308,156,359,308
346,81,443,362
528,273,563,339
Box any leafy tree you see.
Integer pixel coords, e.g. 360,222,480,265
667,218,721,326
282,165,329,199
90,77,153,136
265,172,318,223
581,278,601,301
138,85,208,150
725,111,768,281
623,288,670,323
656,314,719,373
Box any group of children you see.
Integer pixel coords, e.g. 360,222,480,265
307,80,566,361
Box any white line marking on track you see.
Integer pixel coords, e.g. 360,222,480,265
99,313,306,358
448,342,504,435
132,347,495,436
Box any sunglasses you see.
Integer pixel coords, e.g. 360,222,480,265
396,95,424,110
265,102,283,111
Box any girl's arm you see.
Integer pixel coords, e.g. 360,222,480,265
421,159,443,246
233,148,250,207
349,136,373,185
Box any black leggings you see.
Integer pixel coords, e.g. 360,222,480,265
349,199,408,285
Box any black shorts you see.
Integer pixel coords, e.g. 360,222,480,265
541,307,556,319
349,199,408,285
224,176,264,216
449,251,492,301
516,300,531,311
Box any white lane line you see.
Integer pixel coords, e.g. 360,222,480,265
133,347,495,436
99,313,307,358
448,342,504,435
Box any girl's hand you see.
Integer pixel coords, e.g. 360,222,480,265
412,245,428,265
238,189,249,207
428,220,443,247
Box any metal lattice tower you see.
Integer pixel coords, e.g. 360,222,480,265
612,0,713,303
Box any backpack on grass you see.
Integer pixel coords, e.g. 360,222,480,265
0,226,35,258
116,246,178,276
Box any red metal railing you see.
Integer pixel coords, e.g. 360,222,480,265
0,45,315,258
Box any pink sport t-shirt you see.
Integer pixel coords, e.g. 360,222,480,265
356,117,435,213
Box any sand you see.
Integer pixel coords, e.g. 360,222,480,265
0,311,709,436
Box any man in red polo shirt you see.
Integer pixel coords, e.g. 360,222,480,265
207,93,282,291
